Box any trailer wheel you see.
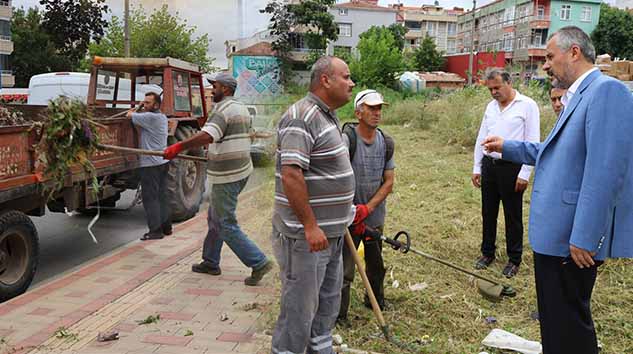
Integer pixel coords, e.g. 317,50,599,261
168,125,207,222
0,211,38,302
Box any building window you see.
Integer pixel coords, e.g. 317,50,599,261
405,20,422,30
503,32,514,51
447,23,457,35
560,5,571,21
447,39,456,53
339,8,348,16
581,6,592,22
537,5,545,19
426,21,436,36
337,23,352,37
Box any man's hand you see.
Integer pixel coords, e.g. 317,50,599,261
471,174,481,188
515,178,528,192
305,225,328,252
353,204,370,225
482,136,505,154
163,142,184,160
126,107,136,118
570,244,596,269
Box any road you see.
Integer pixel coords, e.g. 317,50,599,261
30,166,270,287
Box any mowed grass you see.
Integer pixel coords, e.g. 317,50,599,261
253,88,633,353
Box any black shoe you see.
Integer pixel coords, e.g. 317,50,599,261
244,259,274,286
140,231,164,241
192,261,221,275
363,296,387,311
475,255,495,270
502,262,519,278
162,224,173,236
336,317,351,329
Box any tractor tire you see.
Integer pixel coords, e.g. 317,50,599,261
167,125,207,222
0,211,39,302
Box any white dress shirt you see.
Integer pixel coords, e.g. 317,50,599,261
473,90,541,181
561,67,598,109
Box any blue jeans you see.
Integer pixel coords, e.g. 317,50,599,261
202,177,268,270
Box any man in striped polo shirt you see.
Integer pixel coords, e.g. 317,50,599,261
163,72,273,286
271,56,356,354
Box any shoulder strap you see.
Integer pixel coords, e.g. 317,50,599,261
342,122,358,162
377,128,395,170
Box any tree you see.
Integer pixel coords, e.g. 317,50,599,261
591,4,633,60
350,26,406,88
387,23,408,52
10,8,69,87
39,0,109,70
413,36,445,72
86,5,214,72
261,0,338,82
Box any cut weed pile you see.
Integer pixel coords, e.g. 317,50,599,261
256,88,633,353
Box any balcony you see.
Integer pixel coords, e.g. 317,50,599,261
529,15,550,29
1,71,14,88
0,37,12,55
0,2,11,19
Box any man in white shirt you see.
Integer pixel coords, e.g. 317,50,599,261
472,69,540,278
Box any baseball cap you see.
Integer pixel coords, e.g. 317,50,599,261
354,89,388,109
208,72,238,91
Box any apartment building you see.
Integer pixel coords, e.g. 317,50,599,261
328,0,398,56
392,4,464,54
0,0,13,88
456,0,601,75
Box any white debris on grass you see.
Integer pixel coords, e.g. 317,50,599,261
481,328,542,354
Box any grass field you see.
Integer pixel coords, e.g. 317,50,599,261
253,87,633,354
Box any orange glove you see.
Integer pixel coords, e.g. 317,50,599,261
163,142,184,160
352,204,369,225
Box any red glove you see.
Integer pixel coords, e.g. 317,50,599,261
352,204,369,225
350,222,366,237
163,142,184,160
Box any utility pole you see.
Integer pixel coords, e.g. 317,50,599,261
124,0,130,57
467,0,476,85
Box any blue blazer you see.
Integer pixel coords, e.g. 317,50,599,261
503,70,633,260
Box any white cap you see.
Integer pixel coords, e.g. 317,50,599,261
354,89,388,109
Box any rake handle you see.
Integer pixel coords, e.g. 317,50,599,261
344,230,389,330
97,144,208,163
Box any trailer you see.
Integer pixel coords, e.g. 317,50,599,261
0,57,209,301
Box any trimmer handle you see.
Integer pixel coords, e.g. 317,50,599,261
383,231,411,253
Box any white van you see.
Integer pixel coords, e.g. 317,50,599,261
27,72,162,106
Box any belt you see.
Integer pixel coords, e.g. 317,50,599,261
483,155,515,166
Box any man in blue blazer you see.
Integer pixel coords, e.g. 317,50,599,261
483,26,633,354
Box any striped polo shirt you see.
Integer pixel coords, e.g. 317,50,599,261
201,96,253,184
273,93,356,239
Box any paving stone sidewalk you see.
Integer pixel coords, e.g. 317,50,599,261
0,189,275,354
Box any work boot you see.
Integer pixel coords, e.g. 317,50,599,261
192,261,221,275
244,259,274,286
475,255,495,270
502,262,519,278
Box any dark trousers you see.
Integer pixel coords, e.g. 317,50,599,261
339,226,386,320
533,252,602,354
140,163,171,233
480,156,524,265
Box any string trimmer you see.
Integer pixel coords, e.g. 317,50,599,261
377,230,517,301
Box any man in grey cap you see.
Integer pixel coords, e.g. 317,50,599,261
164,71,273,286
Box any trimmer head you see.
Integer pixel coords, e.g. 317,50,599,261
476,279,517,302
